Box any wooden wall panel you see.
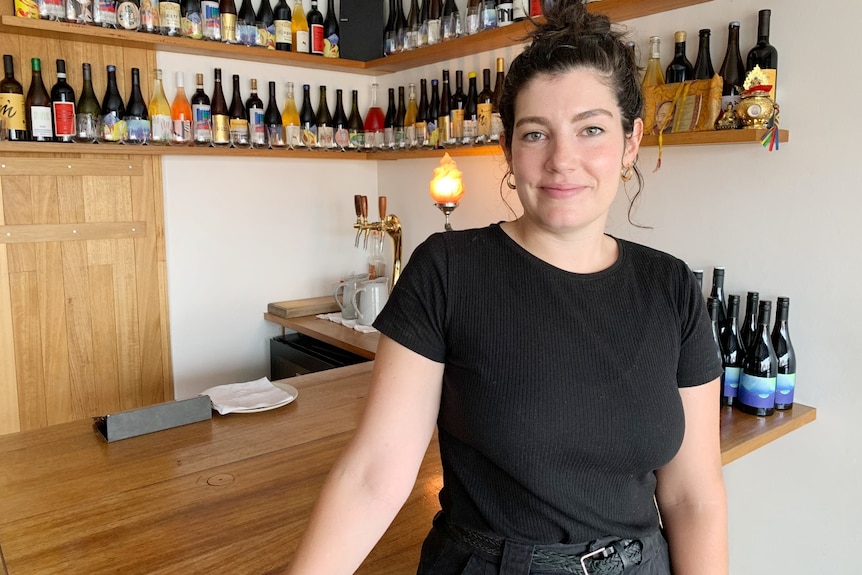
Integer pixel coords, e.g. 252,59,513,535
0,180,21,435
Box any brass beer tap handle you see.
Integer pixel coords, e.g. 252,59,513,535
379,196,387,220
354,195,362,219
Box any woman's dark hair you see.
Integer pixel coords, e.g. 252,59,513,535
499,0,646,222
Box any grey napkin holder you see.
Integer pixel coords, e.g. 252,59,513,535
93,396,212,442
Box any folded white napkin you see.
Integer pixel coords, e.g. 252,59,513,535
200,377,296,415
316,313,377,333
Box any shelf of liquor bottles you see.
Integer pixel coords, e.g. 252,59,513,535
0,129,787,159
0,0,713,75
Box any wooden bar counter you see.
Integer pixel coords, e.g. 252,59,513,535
0,361,814,575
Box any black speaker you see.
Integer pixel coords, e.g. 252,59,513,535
339,0,385,62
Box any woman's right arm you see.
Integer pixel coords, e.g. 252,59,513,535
283,334,444,575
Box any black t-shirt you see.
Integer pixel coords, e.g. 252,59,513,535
374,224,723,543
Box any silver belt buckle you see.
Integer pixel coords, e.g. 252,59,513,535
579,546,610,575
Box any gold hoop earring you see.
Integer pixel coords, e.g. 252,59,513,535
620,164,634,183
506,173,517,189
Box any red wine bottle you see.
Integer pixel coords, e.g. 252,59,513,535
720,294,743,406
665,30,694,83
771,296,796,410
738,300,777,416
50,59,76,143
746,9,778,100
693,28,715,80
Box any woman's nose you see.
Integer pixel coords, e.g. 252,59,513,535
544,135,580,173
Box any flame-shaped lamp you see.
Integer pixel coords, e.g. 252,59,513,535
429,153,465,231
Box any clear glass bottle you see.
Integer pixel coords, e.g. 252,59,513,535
149,68,172,145
642,36,665,88
281,81,301,149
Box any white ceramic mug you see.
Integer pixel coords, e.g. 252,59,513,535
351,278,390,326
334,273,368,321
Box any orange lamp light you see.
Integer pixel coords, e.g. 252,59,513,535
429,153,465,231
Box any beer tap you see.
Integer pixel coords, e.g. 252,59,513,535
351,194,402,287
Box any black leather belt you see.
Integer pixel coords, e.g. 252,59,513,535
440,515,649,575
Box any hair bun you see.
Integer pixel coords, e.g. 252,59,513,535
531,0,612,43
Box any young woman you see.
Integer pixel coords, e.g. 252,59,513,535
284,2,727,574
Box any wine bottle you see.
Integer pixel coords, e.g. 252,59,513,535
139,0,158,32
404,82,418,148
665,31,694,83
298,83,317,149
347,89,364,151
50,59,76,143
100,65,125,143
323,0,340,57
191,73,213,146
405,0,420,50
394,85,407,149
1,55,28,141
246,78,266,148
449,69,466,145
219,0,238,43
383,87,396,150
149,68,172,145
739,291,759,363
160,0,182,35
93,0,118,28
394,0,408,53
210,68,230,147
442,0,460,40
26,58,52,143
384,0,397,56
462,71,478,145
332,88,349,151
481,0,496,31
438,69,451,148
292,0,309,53
315,84,333,150
256,0,275,48
117,0,142,30
273,0,292,51
170,71,192,146
512,0,527,21
693,28,715,80
738,300,777,416
718,21,745,117
426,0,442,46
202,0,221,40
414,79,428,148
228,74,250,147
74,63,101,143
264,81,284,148
426,77,439,148
281,81,301,149
746,9,778,101
771,296,796,410
417,0,429,48
709,266,728,333
706,296,724,377
65,0,90,23
465,0,480,35
642,36,665,88
237,0,256,46
490,57,504,142
721,294,743,406
181,0,203,39
476,68,492,144
308,0,324,55
497,0,513,27
363,82,384,150
693,269,704,293
124,67,150,145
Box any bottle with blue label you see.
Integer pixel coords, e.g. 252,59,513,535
720,294,743,406
771,296,796,410
738,299,777,416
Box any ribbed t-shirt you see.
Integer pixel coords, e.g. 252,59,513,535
373,224,723,544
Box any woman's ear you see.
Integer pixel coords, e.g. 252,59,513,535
624,118,644,166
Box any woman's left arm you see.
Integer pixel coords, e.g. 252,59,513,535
655,378,728,575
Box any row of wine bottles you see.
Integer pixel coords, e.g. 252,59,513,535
17,0,341,57
642,9,778,120
696,267,796,417
0,54,509,150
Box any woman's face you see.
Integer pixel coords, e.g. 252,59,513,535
508,68,642,236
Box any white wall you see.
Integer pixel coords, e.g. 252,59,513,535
160,0,860,572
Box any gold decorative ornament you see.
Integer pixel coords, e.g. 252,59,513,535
737,66,776,129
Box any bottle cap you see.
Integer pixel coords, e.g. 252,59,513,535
729,21,740,28
56,59,66,75
468,72,476,78
699,28,710,35
31,57,41,71
674,31,686,42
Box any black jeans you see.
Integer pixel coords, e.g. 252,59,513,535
416,515,672,575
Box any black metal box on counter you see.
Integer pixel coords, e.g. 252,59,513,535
339,0,384,61
270,333,370,380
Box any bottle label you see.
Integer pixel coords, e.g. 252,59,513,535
202,0,221,40
722,366,740,399
334,127,349,150
212,114,230,144
414,121,426,146
52,101,76,137
481,6,497,29
497,2,513,26
237,23,257,46
427,19,441,45
348,129,364,150
310,24,324,54
275,20,292,44
450,109,464,139
95,0,117,25
323,33,340,58
426,119,438,147
394,127,405,149
477,103,492,137
221,13,237,42
301,124,317,147
465,12,480,35
760,68,777,101
30,106,53,138
490,112,502,141
159,2,180,30
117,1,141,29
229,117,249,139
172,119,191,143
383,126,394,148
738,372,776,409
0,93,26,131
258,23,275,48
295,30,309,53
125,118,151,143
151,114,172,142
101,112,125,142
249,108,265,145
284,124,301,148
363,129,383,149
462,117,477,141
182,12,203,38
39,0,64,19
775,372,796,405
192,104,212,141
316,125,333,148
139,1,157,30
405,125,415,147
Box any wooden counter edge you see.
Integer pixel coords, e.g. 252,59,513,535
264,313,378,360
720,404,816,466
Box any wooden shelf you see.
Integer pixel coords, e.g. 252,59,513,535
641,129,789,147
1,1,713,76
